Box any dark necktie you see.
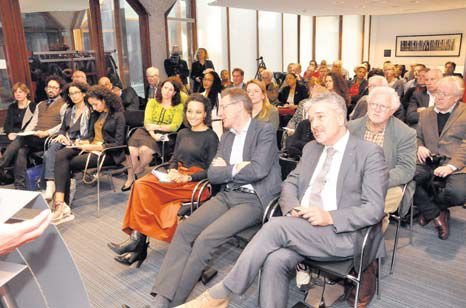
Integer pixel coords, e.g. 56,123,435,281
308,147,336,208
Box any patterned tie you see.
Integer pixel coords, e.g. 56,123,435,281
307,147,336,208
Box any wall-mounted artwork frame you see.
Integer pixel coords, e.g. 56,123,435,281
395,33,462,57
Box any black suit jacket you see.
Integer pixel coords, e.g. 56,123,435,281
164,58,189,84
278,84,309,106
88,111,126,164
406,90,429,126
121,87,140,111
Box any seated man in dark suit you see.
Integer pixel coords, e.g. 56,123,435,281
414,76,466,240
406,68,442,127
181,92,388,308
148,88,282,308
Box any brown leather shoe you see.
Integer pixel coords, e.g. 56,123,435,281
418,213,431,226
433,210,450,240
176,290,230,308
346,260,377,308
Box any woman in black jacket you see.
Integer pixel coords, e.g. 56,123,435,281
278,73,309,107
51,86,125,225
2,83,36,146
190,48,215,93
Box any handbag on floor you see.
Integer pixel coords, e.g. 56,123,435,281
25,164,43,191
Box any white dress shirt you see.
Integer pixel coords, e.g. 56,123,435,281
300,131,350,211
230,119,254,191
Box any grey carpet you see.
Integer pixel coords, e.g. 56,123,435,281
56,174,466,308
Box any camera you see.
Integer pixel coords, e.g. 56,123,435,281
426,154,448,168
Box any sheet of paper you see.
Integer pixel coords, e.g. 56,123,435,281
16,131,36,136
151,170,172,183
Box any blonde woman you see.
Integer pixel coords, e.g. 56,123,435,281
246,80,279,130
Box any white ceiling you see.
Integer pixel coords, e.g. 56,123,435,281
19,0,89,13
210,0,466,16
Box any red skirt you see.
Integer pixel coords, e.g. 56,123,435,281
121,164,210,242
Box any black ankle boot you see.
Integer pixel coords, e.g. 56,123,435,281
114,240,149,268
108,231,145,255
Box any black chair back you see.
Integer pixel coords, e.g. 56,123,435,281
279,154,298,180
353,222,383,274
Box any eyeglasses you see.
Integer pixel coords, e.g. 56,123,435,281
218,101,239,111
46,86,60,90
69,91,82,96
368,102,390,111
434,91,453,98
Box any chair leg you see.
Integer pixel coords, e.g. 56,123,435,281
354,281,360,308
409,202,414,245
390,218,401,274
377,258,381,299
97,174,100,217
107,173,115,192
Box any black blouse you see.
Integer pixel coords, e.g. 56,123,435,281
169,128,219,181
3,101,36,134
190,60,215,92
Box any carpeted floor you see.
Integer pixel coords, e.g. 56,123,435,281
56,174,466,308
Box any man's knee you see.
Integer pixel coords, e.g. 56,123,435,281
263,250,298,275
443,185,466,206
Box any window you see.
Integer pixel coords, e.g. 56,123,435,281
0,14,12,110
167,0,194,71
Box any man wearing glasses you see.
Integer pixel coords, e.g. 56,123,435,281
148,88,282,308
0,75,66,189
414,76,466,240
348,86,417,232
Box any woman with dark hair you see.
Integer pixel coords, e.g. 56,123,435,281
42,82,92,201
108,94,219,267
325,72,350,107
51,86,125,224
200,70,223,138
190,48,215,92
278,73,309,108
122,79,184,190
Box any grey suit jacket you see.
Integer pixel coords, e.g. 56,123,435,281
208,119,282,208
280,134,388,236
406,91,429,126
417,102,466,173
348,116,416,188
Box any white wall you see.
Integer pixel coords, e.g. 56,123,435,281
370,9,466,74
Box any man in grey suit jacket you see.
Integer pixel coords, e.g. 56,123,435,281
348,86,417,231
414,76,466,240
149,88,281,307
180,93,388,308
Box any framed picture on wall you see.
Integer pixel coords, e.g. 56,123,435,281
395,33,462,57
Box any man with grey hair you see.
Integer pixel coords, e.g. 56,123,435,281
180,92,388,308
414,76,466,240
406,68,443,127
144,66,160,103
149,88,282,307
260,69,279,105
348,87,417,231
349,75,388,120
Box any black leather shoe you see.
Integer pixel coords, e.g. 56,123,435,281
115,242,149,268
108,231,145,255
121,181,134,192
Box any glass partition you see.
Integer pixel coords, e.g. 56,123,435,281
0,14,12,111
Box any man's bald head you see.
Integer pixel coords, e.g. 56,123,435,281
98,77,113,90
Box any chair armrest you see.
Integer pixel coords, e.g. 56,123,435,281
262,196,281,224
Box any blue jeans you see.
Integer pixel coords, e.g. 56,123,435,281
43,142,65,180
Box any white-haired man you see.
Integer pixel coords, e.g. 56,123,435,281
260,69,279,105
414,76,466,240
348,87,417,231
144,66,160,102
349,75,388,120
180,92,388,308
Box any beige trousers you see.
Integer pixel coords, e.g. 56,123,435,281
383,186,404,233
